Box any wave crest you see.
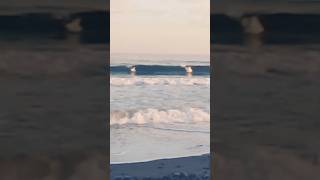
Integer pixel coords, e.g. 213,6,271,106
110,108,209,125
110,77,210,86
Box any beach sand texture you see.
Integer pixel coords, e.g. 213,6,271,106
111,154,211,180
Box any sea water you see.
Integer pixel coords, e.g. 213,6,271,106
110,54,210,164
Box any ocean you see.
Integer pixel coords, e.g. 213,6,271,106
110,54,210,164
208,7,320,179
0,27,109,179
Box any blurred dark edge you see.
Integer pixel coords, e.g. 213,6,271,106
0,11,109,44
0,0,109,180
212,1,320,180
211,13,320,45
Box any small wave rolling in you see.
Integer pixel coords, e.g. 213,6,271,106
110,57,210,164
110,65,210,76
111,76,209,86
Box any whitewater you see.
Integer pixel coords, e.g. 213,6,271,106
110,56,210,164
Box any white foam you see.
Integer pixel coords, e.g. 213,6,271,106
110,108,209,125
110,77,209,86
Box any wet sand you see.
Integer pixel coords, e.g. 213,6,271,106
111,154,211,180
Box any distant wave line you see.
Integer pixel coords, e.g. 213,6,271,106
109,65,211,76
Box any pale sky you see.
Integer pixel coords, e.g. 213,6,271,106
111,0,210,55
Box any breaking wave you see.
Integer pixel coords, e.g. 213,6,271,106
110,108,209,125
110,65,210,76
110,77,210,86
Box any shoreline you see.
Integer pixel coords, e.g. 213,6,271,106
110,154,211,180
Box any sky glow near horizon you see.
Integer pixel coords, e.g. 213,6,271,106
111,0,210,56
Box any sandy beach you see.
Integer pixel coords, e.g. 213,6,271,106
111,154,211,180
